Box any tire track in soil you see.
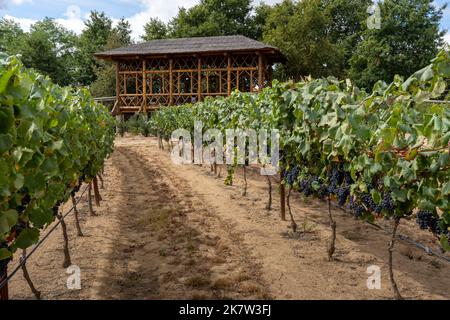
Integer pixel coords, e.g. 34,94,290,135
8,135,450,300
134,136,450,300
94,145,270,299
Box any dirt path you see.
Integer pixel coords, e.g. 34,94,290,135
8,135,450,300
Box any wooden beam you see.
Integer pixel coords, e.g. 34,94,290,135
197,57,201,103
258,54,264,92
169,58,174,105
115,61,120,114
227,55,231,96
143,59,147,113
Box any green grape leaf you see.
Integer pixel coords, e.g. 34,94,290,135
0,210,18,234
13,228,40,250
0,134,13,153
0,248,12,260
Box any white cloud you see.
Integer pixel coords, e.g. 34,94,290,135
125,0,199,40
11,0,33,4
444,33,450,46
55,5,85,34
3,14,36,31
64,4,81,20
0,0,32,9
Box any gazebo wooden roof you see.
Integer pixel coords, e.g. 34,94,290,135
95,35,285,114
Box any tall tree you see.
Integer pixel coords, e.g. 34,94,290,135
142,18,169,41
115,18,133,45
169,0,255,38
1,18,77,85
75,11,113,85
0,18,26,54
263,0,344,80
322,0,372,77
90,19,132,97
251,3,273,41
349,0,446,89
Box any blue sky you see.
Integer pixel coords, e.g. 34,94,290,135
0,0,449,42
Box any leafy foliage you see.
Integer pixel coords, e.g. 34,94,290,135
149,50,450,250
349,0,446,89
0,54,115,260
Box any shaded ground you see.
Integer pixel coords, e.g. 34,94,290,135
8,135,450,300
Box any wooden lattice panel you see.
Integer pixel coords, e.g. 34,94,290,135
115,52,269,113
146,58,169,71
230,70,239,92
232,55,258,68
120,95,144,108
119,60,142,72
147,73,170,94
174,95,194,105
202,55,227,69
173,57,197,71
124,74,143,95
238,70,252,92
174,72,198,94
147,95,170,106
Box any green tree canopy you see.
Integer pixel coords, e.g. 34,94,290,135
169,0,255,38
1,18,77,86
75,11,113,85
263,0,344,80
349,0,446,89
90,17,133,98
142,18,169,41
0,19,26,54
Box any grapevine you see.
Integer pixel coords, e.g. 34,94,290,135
0,53,115,264
148,50,450,299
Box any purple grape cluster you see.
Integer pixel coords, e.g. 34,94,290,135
349,196,365,218
336,186,350,206
416,210,443,235
327,165,344,194
285,166,300,185
381,193,395,213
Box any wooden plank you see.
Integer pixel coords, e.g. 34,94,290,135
169,58,174,105
197,57,201,102
115,61,120,114
143,59,147,113
258,53,264,91
227,55,231,96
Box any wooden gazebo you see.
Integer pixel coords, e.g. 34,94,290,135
94,35,284,114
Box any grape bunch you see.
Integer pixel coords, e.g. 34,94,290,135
381,193,395,213
416,210,445,236
327,165,344,194
349,197,365,218
343,172,353,185
336,186,350,206
299,176,315,197
285,166,300,185
317,184,330,200
416,210,435,230
430,220,442,235
360,193,381,214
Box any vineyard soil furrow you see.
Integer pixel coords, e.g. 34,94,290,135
8,135,450,299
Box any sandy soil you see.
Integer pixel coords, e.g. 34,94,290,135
8,135,450,300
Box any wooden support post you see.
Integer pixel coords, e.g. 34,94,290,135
280,170,286,221
227,55,231,96
143,59,147,112
115,61,120,114
258,53,264,92
197,57,202,103
169,58,174,105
